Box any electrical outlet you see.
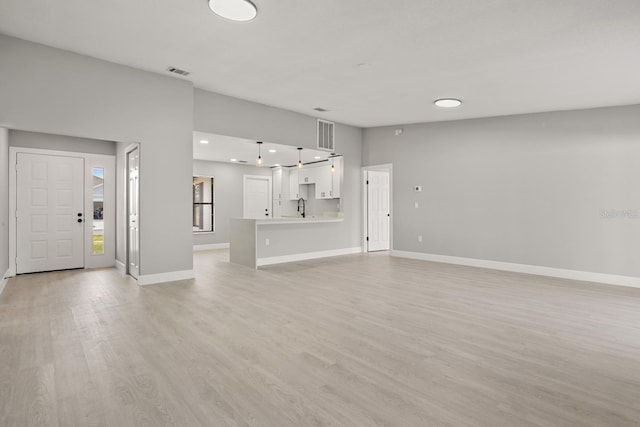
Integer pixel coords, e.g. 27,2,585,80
265,238,270,246
418,235,422,243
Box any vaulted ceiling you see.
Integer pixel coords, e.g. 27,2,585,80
1,0,639,127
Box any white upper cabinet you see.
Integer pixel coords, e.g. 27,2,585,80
299,167,316,184
289,168,308,200
315,157,341,199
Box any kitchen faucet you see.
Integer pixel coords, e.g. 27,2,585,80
297,198,306,218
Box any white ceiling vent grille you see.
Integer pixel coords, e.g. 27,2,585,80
166,66,190,76
317,119,335,151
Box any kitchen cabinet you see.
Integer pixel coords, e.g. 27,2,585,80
299,168,316,184
315,157,341,199
289,168,308,200
272,167,289,200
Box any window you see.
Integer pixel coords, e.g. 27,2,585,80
92,167,105,254
193,176,214,232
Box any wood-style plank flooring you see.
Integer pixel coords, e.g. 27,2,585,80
1,250,640,426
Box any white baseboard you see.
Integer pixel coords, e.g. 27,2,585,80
391,250,640,289
257,247,362,267
115,260,126,273
137,269,195,286
0,268,10,296
193,243,230,251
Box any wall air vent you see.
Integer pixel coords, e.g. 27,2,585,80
166,66,191,76
317,119,335,151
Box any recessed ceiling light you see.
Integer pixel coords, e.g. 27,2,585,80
268,149,277,153
230,158,238,162
200,140,209,144
208,0,257,22
434,98,462,108
314,156,322,160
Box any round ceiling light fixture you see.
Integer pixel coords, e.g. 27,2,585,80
208,0,257,22
434,98,462,108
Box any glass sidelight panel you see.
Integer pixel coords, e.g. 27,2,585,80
92,167,105,255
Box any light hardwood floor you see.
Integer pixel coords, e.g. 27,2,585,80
1,250,640,426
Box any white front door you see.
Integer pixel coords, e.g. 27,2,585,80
244,175,272,218
16,153,85,273
127,148,140,279
367,170,390,252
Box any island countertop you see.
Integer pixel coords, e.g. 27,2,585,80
230,217,354,269
244,216,344,225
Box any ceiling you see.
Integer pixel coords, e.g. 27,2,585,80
193,131,335,167
1,0,639,127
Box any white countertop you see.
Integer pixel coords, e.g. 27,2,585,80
235,217,344,225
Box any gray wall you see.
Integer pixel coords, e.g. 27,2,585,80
0,35,194,276
192,160,271,246
194,89,363,251
0,128,8,278
9,130,116,155
363,104,640,277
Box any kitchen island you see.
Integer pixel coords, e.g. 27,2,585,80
230,217,360,268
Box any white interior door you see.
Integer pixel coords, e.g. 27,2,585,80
244,175,272,218
127,148,140,278
16,153,85,273
367,170,390,251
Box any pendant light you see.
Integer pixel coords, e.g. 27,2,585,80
297,147,303,168
256,141,263,166
331,158,335,173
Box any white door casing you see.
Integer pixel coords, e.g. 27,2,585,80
127,147,140,278
244,175,272,218
367,170,391,252
16,153,84,273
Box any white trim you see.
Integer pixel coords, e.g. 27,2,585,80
391,250,640,289
257,247,362,267
0,269,10,295
193,243,229,251
115,259,126,272
137,269,195,286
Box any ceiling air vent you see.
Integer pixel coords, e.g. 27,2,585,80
166,66,190,76
313,107,328,112
317,119,335,151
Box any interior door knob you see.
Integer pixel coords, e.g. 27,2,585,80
77,218,83,223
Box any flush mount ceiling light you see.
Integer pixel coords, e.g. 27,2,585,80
268,149,277,153
208,0,257,22
199,140,209,144
434,98,462,108
297,147,303,168
256,141,263,166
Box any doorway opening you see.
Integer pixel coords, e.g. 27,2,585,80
126,146,140,279
9,147,116,275
363,165,392,252
243,175,272,218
